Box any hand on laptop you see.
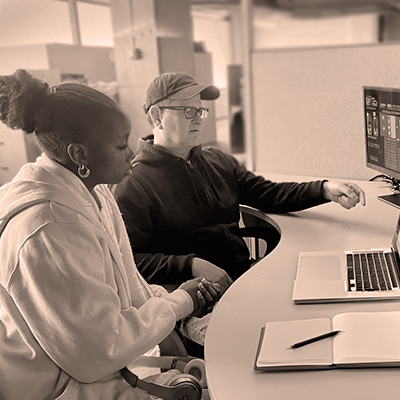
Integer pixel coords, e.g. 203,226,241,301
322,181,366,210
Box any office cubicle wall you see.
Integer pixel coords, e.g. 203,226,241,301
252,43,400,180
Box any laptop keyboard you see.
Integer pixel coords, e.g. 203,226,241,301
346,252,399,292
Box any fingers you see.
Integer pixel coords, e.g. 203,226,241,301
198,279,220,303
347,183,366,206
323,181,366,209
339,183,357,198
210,283,222,298
196,289,206,310
205,272,231,294
338,193,358,209
191,279,220,317
338,196,352,210
198,282,213,304
337,183,366,209
202,279,220,298
200,281,219,299
191,258,233,294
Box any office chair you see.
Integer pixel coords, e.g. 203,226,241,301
239,204,281,263
163,205,281,292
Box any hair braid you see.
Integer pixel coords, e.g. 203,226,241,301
0,69,49,133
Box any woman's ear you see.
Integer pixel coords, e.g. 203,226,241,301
67,143,89,167
148,106,163,129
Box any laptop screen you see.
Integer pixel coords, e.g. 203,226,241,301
391,213,400,268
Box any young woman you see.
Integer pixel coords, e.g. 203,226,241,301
0,70,218,399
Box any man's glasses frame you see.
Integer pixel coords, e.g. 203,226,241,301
158,106,209,119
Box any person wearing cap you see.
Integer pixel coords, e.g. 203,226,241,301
112,72,366,299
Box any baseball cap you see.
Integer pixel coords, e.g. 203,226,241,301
144,72,220,113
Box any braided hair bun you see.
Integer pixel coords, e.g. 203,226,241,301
0,69,126,162
0,69,49,133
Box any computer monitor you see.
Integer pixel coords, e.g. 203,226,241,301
364,86,400,208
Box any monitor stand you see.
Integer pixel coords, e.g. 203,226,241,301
378,193,400,209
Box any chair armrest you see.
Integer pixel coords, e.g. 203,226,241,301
239,205,281,259
239,205,281,234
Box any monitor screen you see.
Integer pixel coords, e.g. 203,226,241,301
364,86,400,181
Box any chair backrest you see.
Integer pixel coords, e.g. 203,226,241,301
239,205,281,263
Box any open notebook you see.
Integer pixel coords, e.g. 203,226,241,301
254,311,400,371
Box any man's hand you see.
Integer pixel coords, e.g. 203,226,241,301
322,181,366,210
178,278,220,317
192,257,233,295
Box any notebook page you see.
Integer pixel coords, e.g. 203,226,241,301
257,318,333,367
332,311,400,365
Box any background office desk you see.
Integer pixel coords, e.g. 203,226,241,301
205,175,400,400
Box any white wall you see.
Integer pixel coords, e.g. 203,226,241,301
252,43,400,180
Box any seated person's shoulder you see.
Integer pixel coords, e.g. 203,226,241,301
201,146,240,166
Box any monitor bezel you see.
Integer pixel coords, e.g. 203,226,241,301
364,85,400,182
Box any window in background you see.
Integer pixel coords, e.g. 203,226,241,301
0,0,71,46
0,0,113,47
77,2,113,47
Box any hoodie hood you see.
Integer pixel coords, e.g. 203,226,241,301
0,155,100,228
132,134,202,167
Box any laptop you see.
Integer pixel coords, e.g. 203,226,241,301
292,214,400,304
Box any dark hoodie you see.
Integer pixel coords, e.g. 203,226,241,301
112,136,329,284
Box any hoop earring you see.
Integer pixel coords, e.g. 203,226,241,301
78,164,90,178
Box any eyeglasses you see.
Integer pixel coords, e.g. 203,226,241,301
158,106,209,119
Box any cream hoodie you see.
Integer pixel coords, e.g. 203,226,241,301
0,155,193,400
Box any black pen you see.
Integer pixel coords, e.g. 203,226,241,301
289,330,341,349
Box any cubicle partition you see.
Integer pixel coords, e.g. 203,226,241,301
251,43,400,180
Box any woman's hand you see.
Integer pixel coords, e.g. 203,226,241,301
178,278,220,317
192,257,232,295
